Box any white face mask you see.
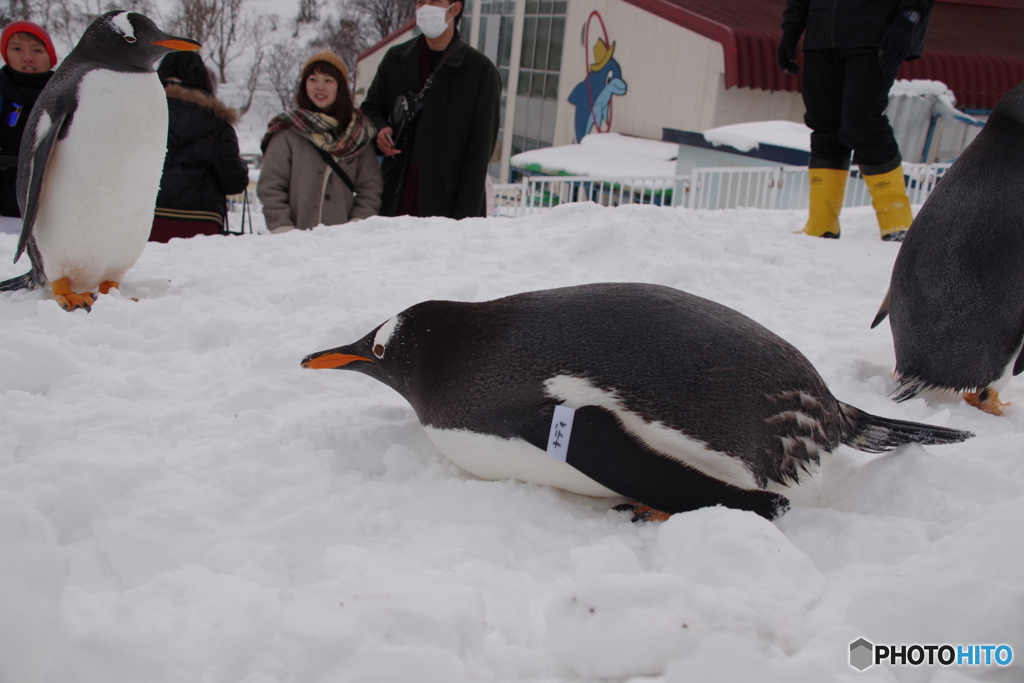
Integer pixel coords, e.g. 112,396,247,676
416,4,451,39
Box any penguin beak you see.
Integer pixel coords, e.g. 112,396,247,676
301,349,374,369
152,37,202,51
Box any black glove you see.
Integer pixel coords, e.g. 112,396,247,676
778,30,801,75
878,11,920,77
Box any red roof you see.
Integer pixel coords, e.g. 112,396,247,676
622,0,1024,109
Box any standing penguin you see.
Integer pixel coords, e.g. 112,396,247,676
872,80,1024,415
0,11,200,311
303,283,972,520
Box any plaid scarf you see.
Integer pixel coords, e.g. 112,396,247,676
260,107,375,163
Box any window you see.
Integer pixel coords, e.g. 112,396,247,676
477,0,516,177
511,0,565,165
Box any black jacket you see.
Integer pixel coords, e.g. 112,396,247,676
361,32,501,219
0,65,52,217
783,0,932,58
156,84,249,218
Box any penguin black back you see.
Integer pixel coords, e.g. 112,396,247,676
357,285,845,479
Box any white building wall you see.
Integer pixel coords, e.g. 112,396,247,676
714,86,805,127
554,0,729,146
353,27,416,107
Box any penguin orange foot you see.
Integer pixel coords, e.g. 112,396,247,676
964,388,1008,416
613,502,672,523
98,280,119,294
51,278,94,312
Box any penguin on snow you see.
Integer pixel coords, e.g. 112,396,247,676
303,283,973,520
0,11,200,311
872,80,1024,415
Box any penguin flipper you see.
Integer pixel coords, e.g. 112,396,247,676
1014,344,1024,377
870,288,890,328
523,405,790,521
16,110,67,263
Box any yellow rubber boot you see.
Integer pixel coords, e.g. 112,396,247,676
863,165,913,242
800,167,848,238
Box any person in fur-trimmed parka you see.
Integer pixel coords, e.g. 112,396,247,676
152,51,249,242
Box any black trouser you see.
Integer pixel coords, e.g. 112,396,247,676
802,48,902,175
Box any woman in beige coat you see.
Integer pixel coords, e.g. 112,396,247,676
257,50,382,233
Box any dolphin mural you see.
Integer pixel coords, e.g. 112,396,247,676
568,36,627,142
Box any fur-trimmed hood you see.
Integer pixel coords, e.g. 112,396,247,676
164,83,239,126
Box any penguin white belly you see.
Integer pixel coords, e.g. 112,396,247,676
33,70,167,290
992,337,1024,392
423,427,620,498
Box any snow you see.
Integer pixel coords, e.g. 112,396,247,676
888,79,983,126
2,200,1023,682
702,120,812,154
510,133,678,177
889,79,960,102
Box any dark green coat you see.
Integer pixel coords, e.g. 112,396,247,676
361,33,501,219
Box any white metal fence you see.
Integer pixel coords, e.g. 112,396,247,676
495,163,952,216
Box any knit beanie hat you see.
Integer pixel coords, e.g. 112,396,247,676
1,21,58,67
302,49,348,82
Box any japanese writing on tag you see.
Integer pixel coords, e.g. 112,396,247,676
546,404,576,462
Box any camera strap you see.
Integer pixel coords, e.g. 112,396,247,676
418,37,466,99
310,142,356,194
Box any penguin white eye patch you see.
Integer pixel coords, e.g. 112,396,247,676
109,11,136,40
372,316,401,358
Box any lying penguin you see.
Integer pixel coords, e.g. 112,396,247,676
303,283,972,520
872,80,1024,415
0,11,200,311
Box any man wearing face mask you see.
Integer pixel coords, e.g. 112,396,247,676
361,0,501,219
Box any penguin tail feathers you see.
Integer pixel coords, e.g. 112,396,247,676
840,403,974,454
891,374,927,402
0,271,42,292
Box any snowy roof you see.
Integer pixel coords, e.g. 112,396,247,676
888,79,983,125
510,133,678,177
701,121,811,154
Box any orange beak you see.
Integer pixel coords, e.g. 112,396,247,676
301,352,374,369
152,38,202,51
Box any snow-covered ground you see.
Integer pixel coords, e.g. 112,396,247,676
1,202,1021,682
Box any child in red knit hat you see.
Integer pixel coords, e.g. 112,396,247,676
0,21,57,225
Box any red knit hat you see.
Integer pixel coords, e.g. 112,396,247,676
1,21,58,68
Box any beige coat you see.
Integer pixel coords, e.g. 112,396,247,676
257,127,383,232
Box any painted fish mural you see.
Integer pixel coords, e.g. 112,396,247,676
568,23,627,142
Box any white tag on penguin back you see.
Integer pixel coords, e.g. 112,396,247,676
545,404,576,462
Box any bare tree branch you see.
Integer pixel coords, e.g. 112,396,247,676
263,40,303,110
350,0,412,42
309,10,369,78
168,0,219,46
207,0,242,83
295,0,320,24
234,14,268,116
